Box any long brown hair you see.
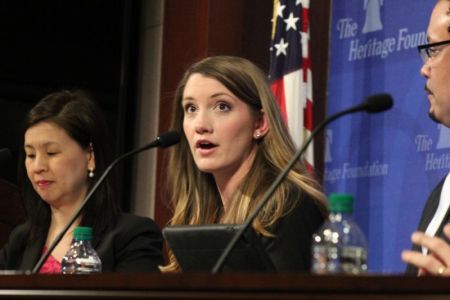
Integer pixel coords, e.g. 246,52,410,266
162,56,327,272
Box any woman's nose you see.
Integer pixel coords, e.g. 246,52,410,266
194,112,213,134
32,155,48,173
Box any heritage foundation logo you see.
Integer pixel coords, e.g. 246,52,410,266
362,0,383,34
335,0,426,61
416,126,450,171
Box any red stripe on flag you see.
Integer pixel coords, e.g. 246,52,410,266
302,58,311,81
304,99,313,131
271,79,288,124
301,8,309,32
304,160,314,174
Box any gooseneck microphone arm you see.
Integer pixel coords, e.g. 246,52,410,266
211,93,393,274
31,131,180,274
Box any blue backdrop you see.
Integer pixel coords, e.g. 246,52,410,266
324,1,450,273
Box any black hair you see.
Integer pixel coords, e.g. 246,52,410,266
19,90,120,243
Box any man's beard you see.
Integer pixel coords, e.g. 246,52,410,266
424,85,439,123
429,111,441,124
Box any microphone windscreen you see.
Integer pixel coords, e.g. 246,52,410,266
157,131,181,147
363,93,394,113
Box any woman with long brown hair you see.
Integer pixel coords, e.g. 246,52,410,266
162,56,327,272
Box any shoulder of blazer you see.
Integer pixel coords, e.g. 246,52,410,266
417,175,448,231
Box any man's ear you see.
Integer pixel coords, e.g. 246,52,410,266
253,110,270,139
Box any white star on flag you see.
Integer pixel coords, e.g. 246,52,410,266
274,38,289,56
277,4,286,17
284,12,299,31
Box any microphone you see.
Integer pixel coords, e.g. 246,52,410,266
348,93,393,113
211,93,393,274
31,131,180,274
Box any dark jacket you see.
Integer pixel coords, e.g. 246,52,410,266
0,213,164,272
263,191,325,272
406,176,450,275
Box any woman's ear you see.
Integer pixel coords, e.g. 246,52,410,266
87,142,96,171
253,110,270,139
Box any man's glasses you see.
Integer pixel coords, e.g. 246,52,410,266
418,39,450,63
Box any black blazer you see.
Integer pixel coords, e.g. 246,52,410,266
0,213,164,272
262,191,325,272
406,176,450,275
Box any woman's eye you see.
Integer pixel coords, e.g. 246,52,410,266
26,153,35,159
184,104,196,113
217,103,231,111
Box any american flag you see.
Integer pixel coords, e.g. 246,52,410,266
269,0,314,169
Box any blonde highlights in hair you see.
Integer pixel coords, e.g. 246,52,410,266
160,56,326,272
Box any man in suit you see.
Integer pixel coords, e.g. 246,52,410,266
401,0,450,276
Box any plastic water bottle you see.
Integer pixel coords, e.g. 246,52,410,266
311,193,368,274
61,226,102,274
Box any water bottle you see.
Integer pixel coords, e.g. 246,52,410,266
311,193,368,274
61,226,102,274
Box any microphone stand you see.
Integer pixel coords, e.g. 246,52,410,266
211,96,392,274
31,132,180,274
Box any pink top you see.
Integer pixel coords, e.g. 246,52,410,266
39,247,61,274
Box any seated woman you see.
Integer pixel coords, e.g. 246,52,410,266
0,90,164,273
161,56,328,272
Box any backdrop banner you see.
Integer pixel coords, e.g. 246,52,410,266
324,0,447,273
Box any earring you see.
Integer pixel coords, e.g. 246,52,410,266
88,168,95,178
255,132,261,138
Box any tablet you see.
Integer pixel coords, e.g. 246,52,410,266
162,224,276,272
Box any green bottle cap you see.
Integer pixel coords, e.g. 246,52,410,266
328,193,354,213
73,226,93,241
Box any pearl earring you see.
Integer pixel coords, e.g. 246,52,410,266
88,168,95,178
255,132,261,138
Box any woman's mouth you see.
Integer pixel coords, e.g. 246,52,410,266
36,180,52,188
195,140,218,155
